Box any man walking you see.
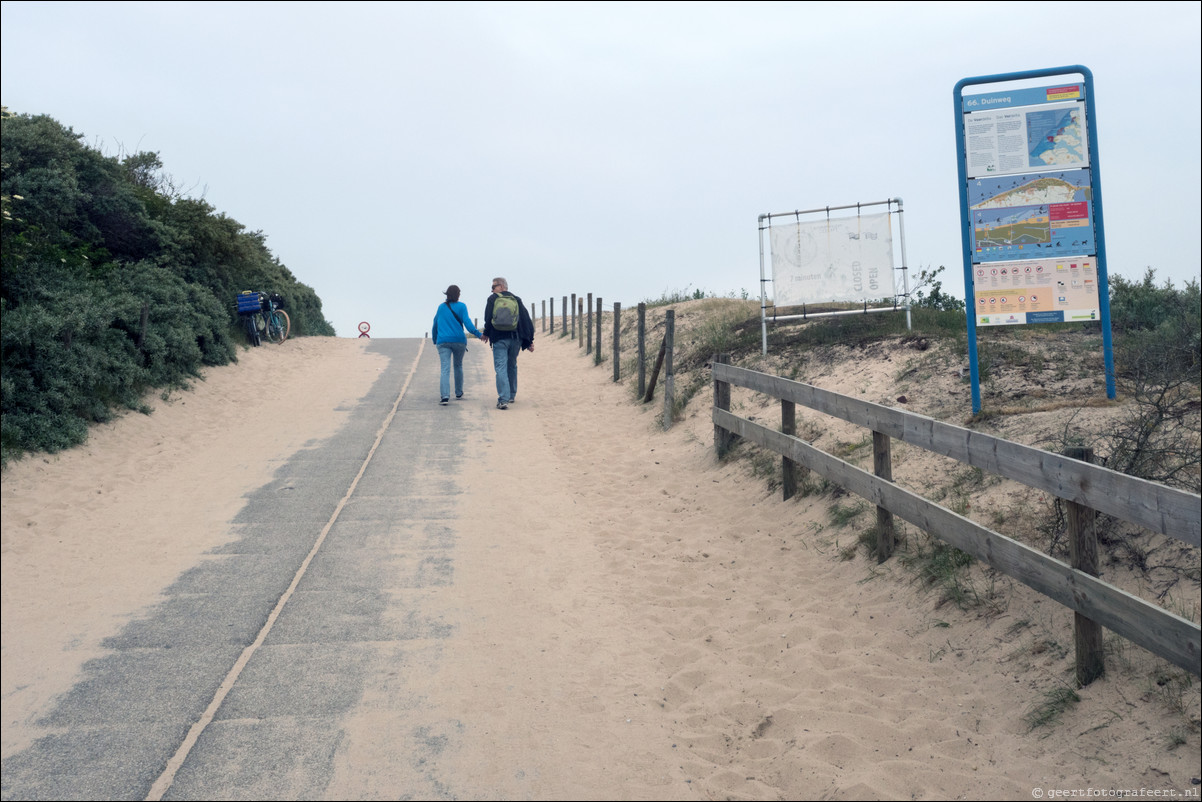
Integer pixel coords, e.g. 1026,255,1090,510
480,276,534,410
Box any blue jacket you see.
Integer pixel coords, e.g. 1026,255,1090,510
432,301,482,344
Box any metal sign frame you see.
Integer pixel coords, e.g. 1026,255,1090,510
757,198,911,354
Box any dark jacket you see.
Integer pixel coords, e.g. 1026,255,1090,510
483,291,534,350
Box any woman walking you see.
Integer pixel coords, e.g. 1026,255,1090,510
431,284,483,405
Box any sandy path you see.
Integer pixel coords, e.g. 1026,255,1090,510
3,332,1198,800
1,338,389,757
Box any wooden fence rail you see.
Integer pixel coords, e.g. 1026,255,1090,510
712,359,1201,680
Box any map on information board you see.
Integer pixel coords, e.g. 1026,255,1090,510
769,212,895,306
964,100,1089,177
968,168,1095,262
1027,105,1087,168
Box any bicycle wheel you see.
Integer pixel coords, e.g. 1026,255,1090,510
266,310,290,344
243,315,261,346
264,312,280,344
271,310,290,343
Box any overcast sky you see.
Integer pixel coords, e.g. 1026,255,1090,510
3,1,1199,338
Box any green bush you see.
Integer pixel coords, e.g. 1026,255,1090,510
1109,268,1201,379
1,109,335,465
1096,270,1202,492
910,265,967,313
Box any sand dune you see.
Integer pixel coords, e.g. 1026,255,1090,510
2,330,1198,799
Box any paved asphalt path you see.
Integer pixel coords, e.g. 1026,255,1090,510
2,337,495,801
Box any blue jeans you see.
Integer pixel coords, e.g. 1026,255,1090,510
491,337,521,403
437,342,467,399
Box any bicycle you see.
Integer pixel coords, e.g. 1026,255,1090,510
236,291,290,346
262,293,291,344
237,290,263,346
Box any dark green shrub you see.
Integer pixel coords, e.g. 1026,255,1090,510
1,109,334,465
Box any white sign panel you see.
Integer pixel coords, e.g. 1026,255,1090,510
963,97,1089,178
769,212,895,305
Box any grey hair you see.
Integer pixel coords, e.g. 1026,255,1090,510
492,277,508,291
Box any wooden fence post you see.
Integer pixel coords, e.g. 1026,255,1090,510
549,297,554,334
782,399,798,499
586,293,593,355
613,302,621,382
541,300,546,332
714,353,736,456
637,303,647,398
561,296,567,337
594,297,603,365
1066,446,1105,686
571,293,577,340
873,431,896,562
662,309,675,430
578,298,584,347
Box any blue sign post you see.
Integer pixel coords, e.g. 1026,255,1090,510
954,66,1116,414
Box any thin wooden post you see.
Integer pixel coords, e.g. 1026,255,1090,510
637,303,647,398
644,338,666,402
541,300,546,332
662,309,675,430
873,431,896,561
612,302,621,382
1066,446,1105,686
578,298,584,347
561,296,567,338
781,399,798,498
714,353,736,456
571,293,577,340
586,293,593,355
549,297,554,334
594,297,602,365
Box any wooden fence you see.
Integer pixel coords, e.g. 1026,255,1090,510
712,358,1201,682
536,298,678,430
533,297,1200,681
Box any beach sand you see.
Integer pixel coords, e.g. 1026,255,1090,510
2,331,1198,799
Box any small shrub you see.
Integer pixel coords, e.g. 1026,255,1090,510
899,536,982,611
829,501,867,528
910,265,967,313
1024,685,1081,733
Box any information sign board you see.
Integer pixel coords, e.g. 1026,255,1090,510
954,66,1116,412
961,81,1100,325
